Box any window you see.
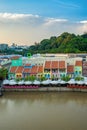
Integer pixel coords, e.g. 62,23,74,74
48,74,50,78
79,71,81,74
75,71,78,74
45,74,47,77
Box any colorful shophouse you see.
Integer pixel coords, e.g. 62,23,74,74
59,61,66,78
22,64,31,78
44,61,51,79
8,66,17,79
82,61,87,77
51,61,59,79
74,61,82,77
67,65,74,78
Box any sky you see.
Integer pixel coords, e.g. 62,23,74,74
0,0,87,45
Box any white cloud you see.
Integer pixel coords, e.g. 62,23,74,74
0,12,86,45
79,20,87,24
44,18,68,26
76,20,87,33
0,13,39,20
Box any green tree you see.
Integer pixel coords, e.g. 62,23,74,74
61,75,71,82
0,67,8,80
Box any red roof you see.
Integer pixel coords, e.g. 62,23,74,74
25,64,31,66
11,56,20,60
51,61,58,69
23,68,31,73
59,61,65,69
38,66,43,73
16,66,24,73
10,66,17,73
67,65,74,73
44,61,51,69
75,61,82,66
31,66,38,73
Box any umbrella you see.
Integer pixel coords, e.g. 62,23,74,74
3,79,9,85
9,80,17,85
18,80,24,85
41,79,51,85
33,80,41,85
24,81,32,85
50,80,58,85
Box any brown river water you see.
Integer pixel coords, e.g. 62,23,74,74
0,92,87,130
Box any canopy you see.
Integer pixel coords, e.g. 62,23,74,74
33,80,41,85
18,80,24,85
41,79,51,85
50,80,58,85
24,81,32,85
9,80,17,85
3,79,9,85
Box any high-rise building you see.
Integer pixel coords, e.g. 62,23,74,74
0,44,8,51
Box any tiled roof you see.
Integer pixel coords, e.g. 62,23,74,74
25,64,31,66
51,61,58,69
23,68,31,73
44,61,51,69
11,56,20,60
31,66,38,73
59,61,65,69
38,66,43,73
75,61,82,66
10,66,17,73
67,65,74,73
16,66,24,73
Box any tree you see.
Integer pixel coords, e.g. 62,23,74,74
0,67,8,80
61,75,71,82
75,76,84,81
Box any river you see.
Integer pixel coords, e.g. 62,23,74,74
0,92,87,130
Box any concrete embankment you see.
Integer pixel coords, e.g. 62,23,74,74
2,87,87,93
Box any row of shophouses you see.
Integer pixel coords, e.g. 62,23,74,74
8,55,87,80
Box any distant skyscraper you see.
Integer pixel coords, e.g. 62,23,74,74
0,44,8,51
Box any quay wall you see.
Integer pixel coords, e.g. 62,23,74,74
2,87,87,93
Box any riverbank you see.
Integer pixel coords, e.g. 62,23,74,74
2,87,87,93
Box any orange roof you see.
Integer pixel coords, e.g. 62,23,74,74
23,68,31,73
11,56,20,60
38,66,43,73
25,64,31,66
16,66,24,73
31,66,38,73
44,61,51,69
67,65,74,73
59,61,65,69
10,66,17,73
75,61,82,66
51,61,58,69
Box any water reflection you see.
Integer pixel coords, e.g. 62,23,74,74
0,92,87,130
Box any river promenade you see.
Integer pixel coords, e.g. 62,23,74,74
2,87,87,93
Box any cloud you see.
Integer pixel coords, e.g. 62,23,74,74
0,13,39,20
0,12,86,45
79,20,87,24
0,13,41,26
77,20,87,33
44,18,68,26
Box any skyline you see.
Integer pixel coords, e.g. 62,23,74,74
0,0,87,45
